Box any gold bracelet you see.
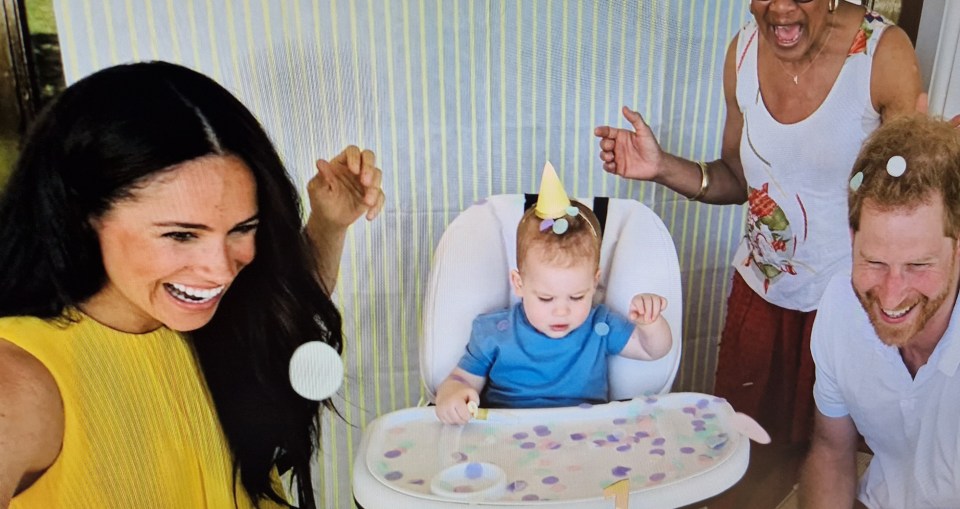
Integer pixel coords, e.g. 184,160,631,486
687,160,709,201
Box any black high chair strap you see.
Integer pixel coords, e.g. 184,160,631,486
523,193,538,213
592,197,609,237
523,193,609,237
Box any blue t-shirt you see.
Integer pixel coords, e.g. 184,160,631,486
457,303,634,408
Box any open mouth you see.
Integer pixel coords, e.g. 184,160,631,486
773,24,803,46
550,324,569,332
163,282,225,304
880,302,916,321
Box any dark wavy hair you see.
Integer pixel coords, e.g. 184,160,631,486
0,61,341,508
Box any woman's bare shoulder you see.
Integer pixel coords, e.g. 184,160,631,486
871,23,922,120
0,338,64,506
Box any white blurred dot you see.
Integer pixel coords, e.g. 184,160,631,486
849,171,864,191
886,156,906,177
289,341,344,401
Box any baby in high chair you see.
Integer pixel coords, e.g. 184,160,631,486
435,165,673,425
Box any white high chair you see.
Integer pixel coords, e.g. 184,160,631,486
353,195,758,508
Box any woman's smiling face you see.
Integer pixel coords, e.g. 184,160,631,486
751,0,830,60
84,154,259,333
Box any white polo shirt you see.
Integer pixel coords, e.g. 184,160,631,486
812,272,960,509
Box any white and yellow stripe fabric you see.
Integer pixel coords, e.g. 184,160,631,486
51,1,749,506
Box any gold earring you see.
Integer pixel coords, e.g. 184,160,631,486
828,0,839,13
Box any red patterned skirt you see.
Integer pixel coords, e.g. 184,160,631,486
713,272,817,445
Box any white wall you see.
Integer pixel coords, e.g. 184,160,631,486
917,0,960,117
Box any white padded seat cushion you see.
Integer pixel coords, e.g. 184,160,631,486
420,194,682,403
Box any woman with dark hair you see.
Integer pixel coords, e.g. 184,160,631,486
0,61,383,509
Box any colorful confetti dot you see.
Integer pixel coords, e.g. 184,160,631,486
849,171,864,191
612,466,631,477
649,448,665,456
650,473,666,482
497,320,510,331
542,476,559,485
570,433,586,441
534,425,551,437
520,442,536,449
594,322,610,336
706,435,729,449
513,432,529,440
384,449,402,458
464,463,483,479
552,218,569,234
385,471,403,481
507,480,528,492
887,155,907,177
652,438,666,446
680,447,696,454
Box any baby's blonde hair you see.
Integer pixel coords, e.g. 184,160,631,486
516,199,602,270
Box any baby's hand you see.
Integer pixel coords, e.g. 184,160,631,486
435,386,480,425
629,293,668,325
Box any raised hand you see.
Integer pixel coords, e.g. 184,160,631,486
307,145,385,229
629,293,668,325
594,106,666,181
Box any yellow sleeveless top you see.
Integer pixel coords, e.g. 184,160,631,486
3,313,286,509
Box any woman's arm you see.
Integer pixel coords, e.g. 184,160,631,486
594,35,748,205
870,25,922,122
0,339,63,508
305,145,385,293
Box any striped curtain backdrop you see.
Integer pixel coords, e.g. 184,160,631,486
53,1,750,506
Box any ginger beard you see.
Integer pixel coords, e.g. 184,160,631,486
854,254,955,348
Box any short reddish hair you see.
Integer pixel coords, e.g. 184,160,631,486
848,114,960,239
516,199,602,270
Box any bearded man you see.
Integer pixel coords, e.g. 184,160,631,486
800,114,960,509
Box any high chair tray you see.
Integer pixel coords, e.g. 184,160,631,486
354,392,750,508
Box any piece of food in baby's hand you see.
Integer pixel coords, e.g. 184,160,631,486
466,401,488,420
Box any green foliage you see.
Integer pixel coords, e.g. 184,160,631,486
25,0,57,35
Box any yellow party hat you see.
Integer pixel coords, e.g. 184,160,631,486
534,161,571,219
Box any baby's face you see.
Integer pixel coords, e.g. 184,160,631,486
511,256,599,339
